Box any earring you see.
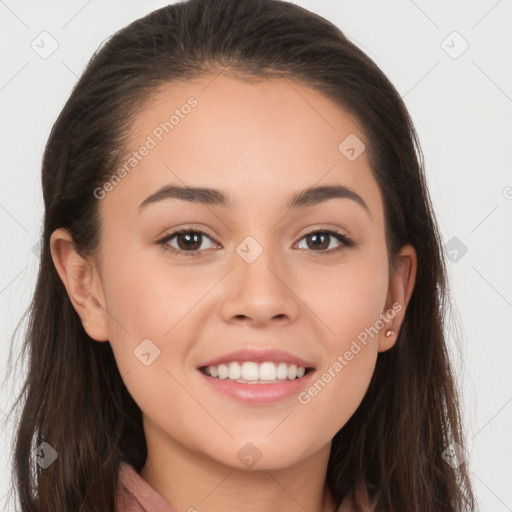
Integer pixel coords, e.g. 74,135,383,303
385,329,394,337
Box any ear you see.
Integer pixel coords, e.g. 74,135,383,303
49,228,109,342
378,243,417,352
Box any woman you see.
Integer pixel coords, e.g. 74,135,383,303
6,0,477,510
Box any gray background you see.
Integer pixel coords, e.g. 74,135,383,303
1,0,511,510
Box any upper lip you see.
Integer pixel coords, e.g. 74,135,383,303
198,348,315,369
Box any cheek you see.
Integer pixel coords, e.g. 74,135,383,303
99,248,213,393
304,256,389,347
296,256,386,420
300,293,382,434
307,346,377,436
98,247,178,370
99,255,196,419
101,244,200,338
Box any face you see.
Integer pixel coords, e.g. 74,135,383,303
53,73,415,471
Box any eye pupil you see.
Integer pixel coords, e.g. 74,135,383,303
178,232,201,251
162,228,348,257
307,232,329,251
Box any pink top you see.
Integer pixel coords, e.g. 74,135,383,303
115,461,377,512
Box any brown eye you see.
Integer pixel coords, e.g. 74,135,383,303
174,231,203,251
157,227,356,258
296,230,354,254
157,228,218,257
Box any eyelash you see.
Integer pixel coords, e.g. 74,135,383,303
156,227,357,258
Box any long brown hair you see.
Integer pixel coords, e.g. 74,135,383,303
4,0,478,510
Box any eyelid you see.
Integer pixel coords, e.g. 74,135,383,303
297,223,352,239
158,227,219,255
156,224,358,257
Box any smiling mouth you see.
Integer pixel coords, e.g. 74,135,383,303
199,361,315,384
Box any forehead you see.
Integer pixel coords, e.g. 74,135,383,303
103,73,383,222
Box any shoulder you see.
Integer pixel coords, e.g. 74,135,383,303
336,483,379,512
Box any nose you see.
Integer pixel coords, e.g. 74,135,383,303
220,238,300,328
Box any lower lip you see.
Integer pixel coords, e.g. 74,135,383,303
198,369,316,403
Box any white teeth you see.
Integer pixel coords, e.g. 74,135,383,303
241,362,259,380
203,361,310,382
276,362,288,380
217,364,229,379
228,362,242,380
259,362,276,380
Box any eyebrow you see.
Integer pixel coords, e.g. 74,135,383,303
137,184,371,217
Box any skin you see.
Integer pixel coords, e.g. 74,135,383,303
50,73,417,512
